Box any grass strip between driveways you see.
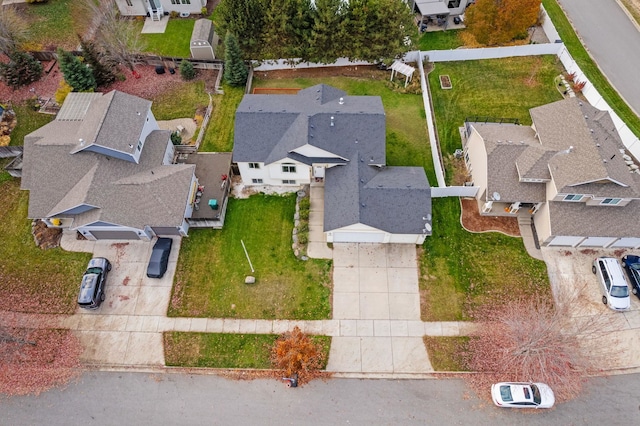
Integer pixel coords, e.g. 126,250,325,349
169,194,332,319
423,336,469,371
0,178,91,314
542,0,640,137
423,57,555,321
164,332,331,369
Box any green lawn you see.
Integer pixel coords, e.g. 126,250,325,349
428,56,565,157
150,80,209,120
200,84,245,152
0,179,91,314
19,0,90,50
139,19,196,58
164,332,331,369
169,194,332,319
423,57,558,321
8,105,55,146
542,0,640,137
423,336,469,371
252,76,434,182
417,30,465,51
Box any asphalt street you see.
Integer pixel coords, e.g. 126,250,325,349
557,0,640,115
2,372,640,425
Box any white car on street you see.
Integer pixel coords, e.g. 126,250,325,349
491,382,555,408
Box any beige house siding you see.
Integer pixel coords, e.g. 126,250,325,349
533,202,552,245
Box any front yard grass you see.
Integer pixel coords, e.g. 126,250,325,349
164,332,331,369
423,336,469,371
169,194,332,319
0,178,91,314
139,18,195,58
252,76,434,182
422,56,559,321
542,0,640,137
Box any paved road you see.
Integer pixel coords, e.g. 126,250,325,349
557,0,640,116
2,372,640,425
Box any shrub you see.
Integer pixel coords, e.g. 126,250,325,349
170,11,179,19
270,327,326,385
224,32,248,87
0,50,43,89
170,131,182,145
201,6,208,16
179,60,196,81
57,48,96,92
55,80,73,104
25,0,48,3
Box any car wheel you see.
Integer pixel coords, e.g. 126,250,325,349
107,263,112,271
602,295,608,305
633,288,638,295
592,265,596,274
100,292,105,302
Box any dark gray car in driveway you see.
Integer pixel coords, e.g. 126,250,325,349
147,238,173,278
78,257,111,309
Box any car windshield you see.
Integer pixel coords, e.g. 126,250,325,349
630,262,640,271
499,386,513,402
86,267,102,274
530,384,541,405
611,285,629,298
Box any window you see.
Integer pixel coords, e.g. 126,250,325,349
125,0,133,6
137,140,143,151
601,198,622,205
251,178,263,184
282,180,296,185
172,0,191,4
563,194,583,201
248,163,260,169
282,164,296,173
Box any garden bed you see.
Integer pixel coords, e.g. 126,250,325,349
439,75,452,89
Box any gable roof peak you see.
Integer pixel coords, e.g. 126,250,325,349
299,84,347,105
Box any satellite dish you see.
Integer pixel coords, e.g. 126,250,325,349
492,192,501,201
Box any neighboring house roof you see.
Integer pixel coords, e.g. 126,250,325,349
531,98,640,195
21,91,195,230
324,154,432,234
548,200,640,238
233,84,386,166
415,0,451,16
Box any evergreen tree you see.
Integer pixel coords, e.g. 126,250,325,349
309,0,347,63
0,49,42,89
179,60,196,81
215,0,267,59
224,32,248,87
79,37,116,88
263,0,315,61
57,49,96,92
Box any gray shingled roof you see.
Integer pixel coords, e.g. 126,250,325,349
21,94,194,230
72,91,152,157
548,200,640,238
531,98,640,195
324,154,432,234
233,84,386,166
191,18,214,45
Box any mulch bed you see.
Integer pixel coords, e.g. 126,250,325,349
460,198,521,236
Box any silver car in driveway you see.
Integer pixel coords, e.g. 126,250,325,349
592,257,631,311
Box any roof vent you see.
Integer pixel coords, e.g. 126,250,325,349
585,115,589,119
579,101,583,106
330,116,334,127
603,159,608,163
370,157,374,162
129,144,134,149
360,179,365,183
377,184,383,188
596,143,601,147
79,138,84,146
355,139,358,144
590,129,594,133
137,111,141,116
310,124,315,129
339,97,344,105
361,203,366,207
520,141,525,144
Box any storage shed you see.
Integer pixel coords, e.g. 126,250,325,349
190,19,216,61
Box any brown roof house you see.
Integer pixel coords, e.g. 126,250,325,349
21,91,199,241
233,84,432,244
462,98,640,248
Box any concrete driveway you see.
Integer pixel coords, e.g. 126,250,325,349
542,247,640,370
327,243,433,374
60,235,180,366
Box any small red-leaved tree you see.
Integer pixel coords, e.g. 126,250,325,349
270,326,326,385
0,315,83,396
466,292,615,402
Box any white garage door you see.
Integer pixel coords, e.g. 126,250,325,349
610,238,640,248
332,232,385,243
88,230,141,240
578,237,616,247
547,236,584,247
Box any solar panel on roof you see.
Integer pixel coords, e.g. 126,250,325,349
56,93,102,121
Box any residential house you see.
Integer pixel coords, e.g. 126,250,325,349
233,84,432,244
463,98,640,248
408,0,470,22
21,91,201,241
115,0,207,20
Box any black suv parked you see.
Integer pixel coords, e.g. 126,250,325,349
78,257,111,309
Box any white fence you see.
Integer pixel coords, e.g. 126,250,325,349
431,186,479,198
422,43,562,62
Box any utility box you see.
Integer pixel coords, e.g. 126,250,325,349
190,19,217,61
208,199,218,210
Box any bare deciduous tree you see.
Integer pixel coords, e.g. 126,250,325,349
0,5,28,55
84,0,146,73
466,282,618,402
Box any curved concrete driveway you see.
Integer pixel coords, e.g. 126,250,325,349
557,0,640,115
